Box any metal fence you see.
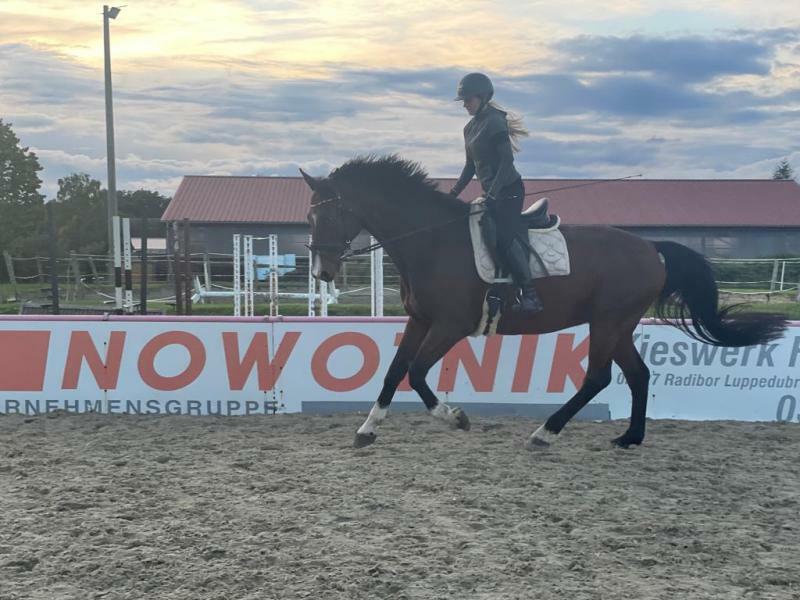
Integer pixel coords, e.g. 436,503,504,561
710,257,800,296
0,249,404,312
2,250,798,310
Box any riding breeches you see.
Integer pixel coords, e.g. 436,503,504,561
485,178,525,254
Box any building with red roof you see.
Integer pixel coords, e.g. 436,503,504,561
162,176,800,259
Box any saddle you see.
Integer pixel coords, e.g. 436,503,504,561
522,197,559,230
468,197,571,336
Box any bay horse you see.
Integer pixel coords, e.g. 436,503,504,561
300,156,787,450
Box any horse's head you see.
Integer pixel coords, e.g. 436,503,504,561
300,168,363,282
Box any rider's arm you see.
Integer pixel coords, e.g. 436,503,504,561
449,151,475,197
485,130,515,202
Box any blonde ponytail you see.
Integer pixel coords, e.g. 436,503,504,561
488,100,529,153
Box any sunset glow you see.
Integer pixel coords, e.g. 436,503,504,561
1,0,798,195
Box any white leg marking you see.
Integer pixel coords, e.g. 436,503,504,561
430,402,455,424
357,403,387,435
525,424,559,450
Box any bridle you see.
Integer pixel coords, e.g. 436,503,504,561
305,193,357,258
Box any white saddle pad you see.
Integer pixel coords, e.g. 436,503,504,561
469,198,570,284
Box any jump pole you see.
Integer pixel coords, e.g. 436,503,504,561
113,215,123,312
140,217,148,315
370,236,383,317
233,234,241,316
182,220,192,316
172,222,184,315
320,280,328,317
122,217,133,313
244,234,254,317
307,235,315,317
268,233,279,317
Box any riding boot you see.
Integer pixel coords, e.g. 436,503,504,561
505,238,544,314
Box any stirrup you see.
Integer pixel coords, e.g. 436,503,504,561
512,285,544,314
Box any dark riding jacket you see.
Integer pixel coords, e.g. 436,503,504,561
451,104,521,199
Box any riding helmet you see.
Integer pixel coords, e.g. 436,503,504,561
454,72,494,101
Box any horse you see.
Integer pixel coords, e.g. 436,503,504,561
299,155,788,450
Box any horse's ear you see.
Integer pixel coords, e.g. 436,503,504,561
299,168,318,191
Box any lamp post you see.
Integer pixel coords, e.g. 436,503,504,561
103,5,122,270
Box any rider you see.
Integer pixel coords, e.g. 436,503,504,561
449,72,544,314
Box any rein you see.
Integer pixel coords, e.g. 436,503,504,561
309,174,642,260
308,194,487,260
523,174,642,196
341,207,488,259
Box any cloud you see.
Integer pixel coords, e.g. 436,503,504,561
492,30,800,128
0,43,101,103
511,135,662,178
3,19,800,198
553,34,774,82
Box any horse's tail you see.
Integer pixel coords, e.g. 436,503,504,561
653,241,788,347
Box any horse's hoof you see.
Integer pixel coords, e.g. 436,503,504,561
525,435,551,451
353,432,377,448
525,425,557,451
612,433,643,449
452,407,471,431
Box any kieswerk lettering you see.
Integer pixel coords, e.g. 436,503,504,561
1,399,278,416
649,373,800,390
634,334,800,368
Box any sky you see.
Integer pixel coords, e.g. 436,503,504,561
1,0,799,197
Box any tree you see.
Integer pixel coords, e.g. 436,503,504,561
0,119,46,279
50,177,171,253
53,173,108,255
118,189,171,237
772,159,795,180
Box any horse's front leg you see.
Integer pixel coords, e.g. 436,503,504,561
354,318,428,448
407,325,472,432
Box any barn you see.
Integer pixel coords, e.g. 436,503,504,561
161,176,800,259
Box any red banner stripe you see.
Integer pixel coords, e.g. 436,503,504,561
0,331,51,391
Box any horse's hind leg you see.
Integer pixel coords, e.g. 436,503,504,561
526,320,618,449
611,335,650,448
354,318,428,448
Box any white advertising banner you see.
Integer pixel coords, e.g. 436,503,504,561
1,316,798,422
626,323,800,422
271,319,611,418
0,318,286,416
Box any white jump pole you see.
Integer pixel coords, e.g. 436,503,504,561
122,217,133,313
320,280,328,317
112,215,123,311
244,234,254,317
233,234,241,316
307,235,315,317
370,236,383,317
268,234,279,317
308,233,328,317
780,260,786,292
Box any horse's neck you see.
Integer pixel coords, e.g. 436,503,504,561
354,193,465,278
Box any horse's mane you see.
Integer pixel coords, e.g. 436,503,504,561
329,155,469,213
